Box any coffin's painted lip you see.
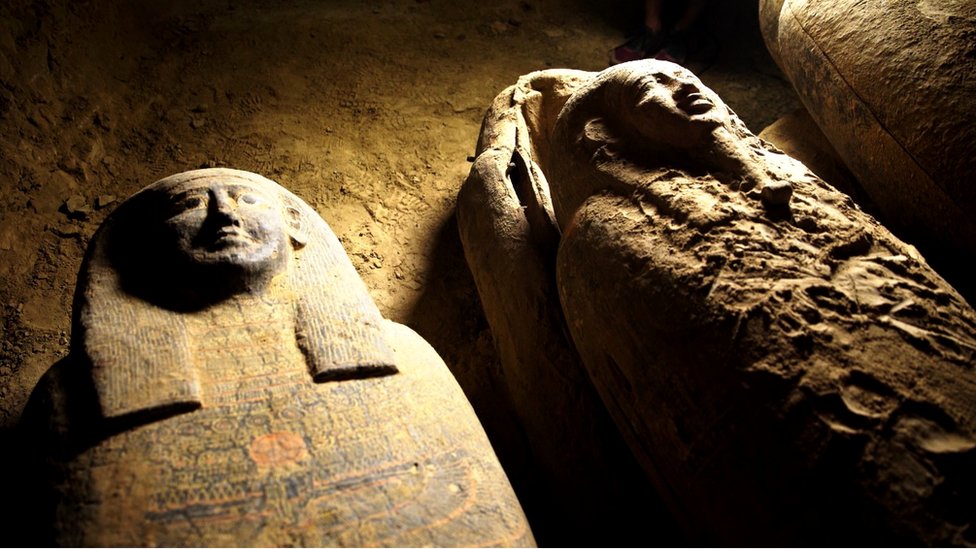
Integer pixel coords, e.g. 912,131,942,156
676,92,713,115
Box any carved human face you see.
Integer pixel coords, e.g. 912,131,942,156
631,64,725,146
162,180,290,277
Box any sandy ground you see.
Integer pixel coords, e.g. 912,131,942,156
0,0,799,542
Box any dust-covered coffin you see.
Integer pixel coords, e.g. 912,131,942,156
457,70,678,546
459,60,976,546
24,168,534,547
760,0,976,299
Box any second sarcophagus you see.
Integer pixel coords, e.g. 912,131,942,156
458,60,976,546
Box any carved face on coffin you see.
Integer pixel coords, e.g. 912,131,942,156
111,173,308,308
88,168,397,419
629,65,726,148
552,60,789,231
163,181,294,280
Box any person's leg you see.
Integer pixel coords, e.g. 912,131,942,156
654,0,715,71
673,0,706,31
610,0,668,65
645,0,664,32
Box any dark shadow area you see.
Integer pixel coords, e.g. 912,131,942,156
405,209,689,547
566,0,642,34
402,211,571,545
0,425,42,547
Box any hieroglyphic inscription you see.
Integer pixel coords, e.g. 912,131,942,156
61,260,530,547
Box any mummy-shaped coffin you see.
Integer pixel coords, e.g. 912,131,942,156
760,0,976,301
459,60,976,546
457,69,679,546
26,168,534,547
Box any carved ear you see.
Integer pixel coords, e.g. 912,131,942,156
79,219,202,421
283,200,309,250
582,117,615,149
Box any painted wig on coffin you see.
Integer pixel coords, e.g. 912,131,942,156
73,168,396,420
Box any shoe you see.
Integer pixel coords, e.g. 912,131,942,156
610,27,666,65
